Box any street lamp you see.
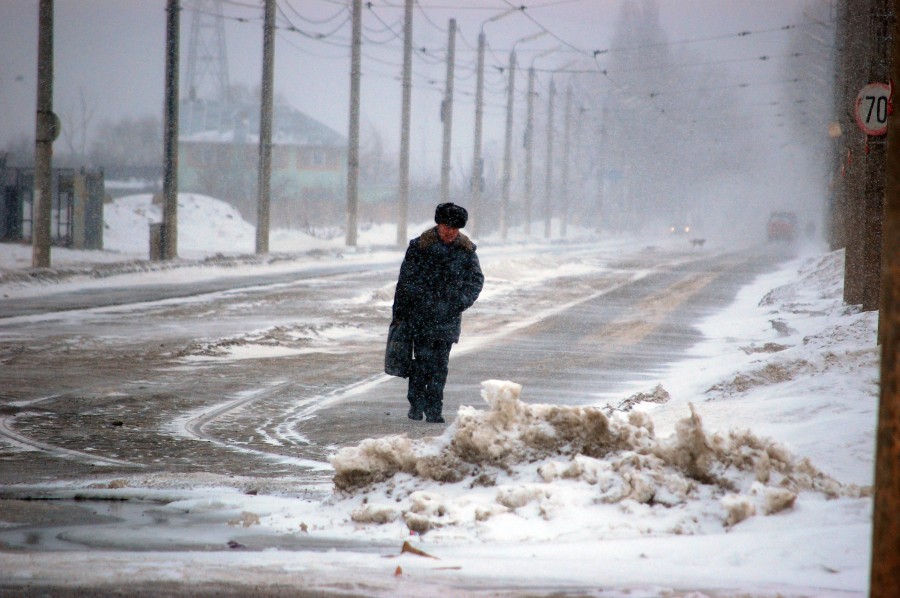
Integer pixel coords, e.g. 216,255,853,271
470,7,522,238
544,60,576,239
500,31,547,239
523,47,559,236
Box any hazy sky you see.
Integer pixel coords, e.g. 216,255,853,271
0,0,808,178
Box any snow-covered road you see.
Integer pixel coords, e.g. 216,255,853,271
0,237,876,597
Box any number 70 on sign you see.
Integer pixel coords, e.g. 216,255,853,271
855,82,892,136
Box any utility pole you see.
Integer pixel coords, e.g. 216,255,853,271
523,66,535,237
500,49,516,239
574,104,585,231
346,0,362,247
861,0,891,312
470,31,485,236
871,1,900,590
32,0,55,268
840,0,874,304
255,0,274,255
594,102,608,232
162,0,180,260
544,77,556,239
397,0,413,246
829,0,850,251
440,19,456,206
560,83,572,238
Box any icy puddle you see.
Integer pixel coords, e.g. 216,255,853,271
0,497,392,553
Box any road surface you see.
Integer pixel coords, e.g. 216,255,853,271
0,240,793,594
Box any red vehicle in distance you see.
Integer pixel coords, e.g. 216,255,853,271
767,211,798,242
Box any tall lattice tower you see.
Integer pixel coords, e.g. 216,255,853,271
185,0,230,106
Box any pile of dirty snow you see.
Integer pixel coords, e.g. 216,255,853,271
329,379,865,542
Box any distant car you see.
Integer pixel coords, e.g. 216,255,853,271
668,224,691,235
767,211,798,242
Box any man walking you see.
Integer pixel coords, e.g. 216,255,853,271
391,202,484,423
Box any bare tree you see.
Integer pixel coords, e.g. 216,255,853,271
2,134,35,166
59,87,96,167
89,115,162,169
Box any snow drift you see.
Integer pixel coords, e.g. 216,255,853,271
331,380,866,537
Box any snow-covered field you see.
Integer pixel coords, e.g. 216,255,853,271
0,194,877,596
1,192,608,270
0,193,405,280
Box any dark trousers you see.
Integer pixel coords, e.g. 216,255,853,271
407,337,452,418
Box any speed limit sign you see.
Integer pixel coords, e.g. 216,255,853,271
855,82,891,136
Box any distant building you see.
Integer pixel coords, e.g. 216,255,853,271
178,98,346,224
1,162,105,250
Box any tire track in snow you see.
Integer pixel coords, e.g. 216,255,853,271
175,382,336,470
171,373,393,471
0,412,143,468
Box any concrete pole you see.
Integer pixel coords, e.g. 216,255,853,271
500,50,516,240
544,78,556,239
524,66,535,237
255,0,275,255
470,31,485,237
346,0,362,247
397,0,413,246
595,102,608,231
560,84,572,238
440,19,456,206
574,104,585,231
32,0,54,268
162,0,180,260
871,0,900,591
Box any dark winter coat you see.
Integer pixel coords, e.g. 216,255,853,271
391,227,484,343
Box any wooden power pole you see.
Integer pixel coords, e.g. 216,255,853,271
871,0,900,589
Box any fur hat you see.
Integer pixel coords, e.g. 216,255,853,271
434,202,468,228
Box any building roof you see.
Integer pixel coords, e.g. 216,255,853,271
179,98,346,148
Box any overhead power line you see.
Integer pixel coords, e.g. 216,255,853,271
362,4,404,43
275,3,351,40
185,0,822,140
592,23,813,56
603,52,806,74
282,0,347,25
648,77,802,98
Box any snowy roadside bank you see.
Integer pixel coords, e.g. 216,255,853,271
0,247,876,596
